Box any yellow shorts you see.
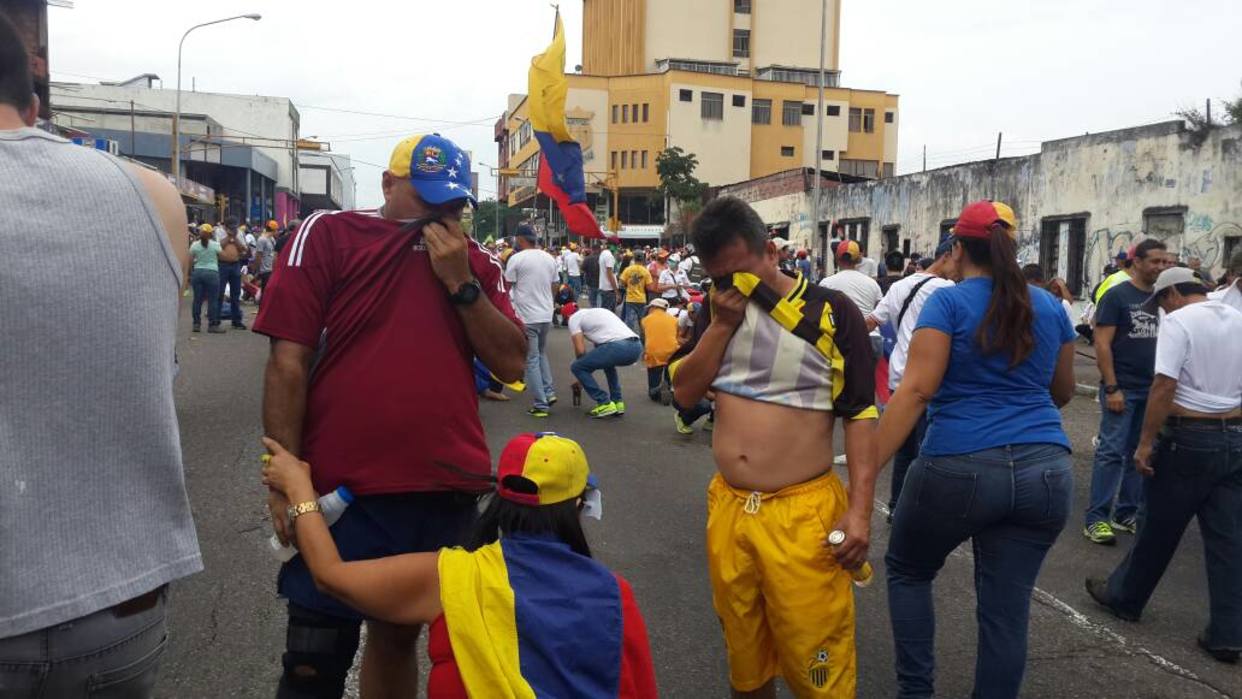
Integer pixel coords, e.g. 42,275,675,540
706,471,856,697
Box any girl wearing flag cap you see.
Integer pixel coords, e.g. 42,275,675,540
261,433,657,698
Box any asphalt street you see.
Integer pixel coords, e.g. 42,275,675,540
156,300,1237,698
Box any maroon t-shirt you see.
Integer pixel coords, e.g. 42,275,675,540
254,209,519,496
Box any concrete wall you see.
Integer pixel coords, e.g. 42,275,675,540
645,1,730,69
751,0,840,72
50,83,301,192
807,121,1242,293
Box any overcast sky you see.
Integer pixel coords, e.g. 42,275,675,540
47,0,1242,208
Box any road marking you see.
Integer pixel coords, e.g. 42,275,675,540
871,500,1228,697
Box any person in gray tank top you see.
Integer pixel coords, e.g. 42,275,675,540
0,16,201,697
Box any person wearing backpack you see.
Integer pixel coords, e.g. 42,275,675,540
865,239,957,515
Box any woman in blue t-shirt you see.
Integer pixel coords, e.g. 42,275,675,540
874,200,1078,699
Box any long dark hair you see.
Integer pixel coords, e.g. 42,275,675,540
466,492,592,558
960,227,1034,366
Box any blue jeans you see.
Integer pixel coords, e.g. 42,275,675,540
568,275,582,300
889,413,928,512
1086,388,1147,526
190,268,220,326
587,286,600,309
523,322,555,410
570,338,642,405
598,290,618,315
886,444,1072,699
217,261,243,325
1106,421,1242,648
677,399,713,425
622,301,644,333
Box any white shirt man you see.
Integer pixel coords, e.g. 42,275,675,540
819,241,883,315
598,248,617,291
869,270,955,392
563,248,582,279
505,231,561,413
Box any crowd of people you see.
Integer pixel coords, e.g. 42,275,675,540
3,13,1241,697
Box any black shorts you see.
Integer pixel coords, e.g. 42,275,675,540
277,491,479,620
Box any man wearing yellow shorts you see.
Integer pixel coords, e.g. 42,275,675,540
673,196,878,698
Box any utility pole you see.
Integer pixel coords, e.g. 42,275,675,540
995,132,1003,160
922,144,926,173
809,0,827,263
130,100,135,157
1206,98,1212,125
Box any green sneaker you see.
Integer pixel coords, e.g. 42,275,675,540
674,413,694,435
1111,516,1137,534
527,407,549,418
588,402,618,419
613,401,626,415
1084,521,1116,545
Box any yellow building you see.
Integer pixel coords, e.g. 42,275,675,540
499,0,898,234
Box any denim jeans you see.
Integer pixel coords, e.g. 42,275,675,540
677,399,713,425
622,301,645,333
598,290,618,315
568,275,582,300
1086,388,1147,526
647,366,667,399
889,413,928,512
1106,421,1242,648
570,338,641,405
523,322,555,410
886,444,1072,699
0,588,167,697
587,286,600,309
190,268,220,326
217,261,243,325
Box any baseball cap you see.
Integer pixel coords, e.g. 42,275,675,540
198,223,214,234
267,220,279,231
496,433,591,507
1141,267,1207,312
388,133,477,207
836,239,862,262
1115,249,1129,261
647,298,669,310
951,200,1019,240
770,237,792,251
514,224,538,242
934,238,955,258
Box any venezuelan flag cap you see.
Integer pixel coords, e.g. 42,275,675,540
388,133,477,207
836,239,862,262
497,433,590,506
952,200,1018,240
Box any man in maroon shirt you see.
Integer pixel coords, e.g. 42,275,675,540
254,133,525,698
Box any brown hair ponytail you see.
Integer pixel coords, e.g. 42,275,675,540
960,226,1034,366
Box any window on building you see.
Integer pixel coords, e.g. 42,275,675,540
611,151,617,170
732,29,750,58
848,107,862,132
863,108,875,133
622,104,629,123
734,0,751,13
939,219,957,238
801,103,815,116
1225,236,1241,267
752,98,771,124
642,103,649,122
1143,207,1186,238
701,92,724,120
839,218,871,255
885,111,895,124
882,225,901,255
882,162,894,178
1040,217,1089,295
679,89,693,102
611,105,618,123
821,150,835,160
632,103,639,121
732,94,746,108
782,100,802,126
756,66,841,87
781,146,795,157
839,159,879,178
631,150,638,168
826,105,841,116
641,150,648,169
621,151,628,169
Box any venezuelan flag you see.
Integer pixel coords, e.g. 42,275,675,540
439,534,657,698
528,14,609,240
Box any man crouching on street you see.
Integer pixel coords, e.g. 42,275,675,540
672,196,878,697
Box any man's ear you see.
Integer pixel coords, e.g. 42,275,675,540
22,94,39,127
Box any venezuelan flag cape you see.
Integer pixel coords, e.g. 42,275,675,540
528,14,609,240
438,535,657,698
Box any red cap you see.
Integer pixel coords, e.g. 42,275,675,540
952,200,1018,239
836,240,861,261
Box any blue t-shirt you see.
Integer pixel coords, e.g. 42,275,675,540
1093,280,1158,391
915,277,1076,456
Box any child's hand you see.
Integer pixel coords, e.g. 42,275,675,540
261,437,313,501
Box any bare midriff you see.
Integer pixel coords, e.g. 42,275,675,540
712,391,836,492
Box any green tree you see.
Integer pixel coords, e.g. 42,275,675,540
473,199,511,242
656,147,707,236
1224,80,1242,124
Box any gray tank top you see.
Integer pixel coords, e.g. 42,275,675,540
0,128,202,638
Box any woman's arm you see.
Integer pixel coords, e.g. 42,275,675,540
1050,342,1076,408
262,438,444,626
875,328,950,466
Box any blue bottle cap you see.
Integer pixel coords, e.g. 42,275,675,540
335,485,354,505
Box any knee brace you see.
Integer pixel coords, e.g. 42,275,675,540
276,603,361,699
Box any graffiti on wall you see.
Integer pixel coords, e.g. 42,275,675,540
1082,214,1240,289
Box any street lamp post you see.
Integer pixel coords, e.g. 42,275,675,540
810,0,827,275
173,13,261,193
479,161,501,242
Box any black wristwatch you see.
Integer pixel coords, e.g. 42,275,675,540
449,279,483,306
1103,384,1121,395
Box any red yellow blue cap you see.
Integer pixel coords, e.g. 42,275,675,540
497,433,590,506
836,239,862,261
952,200,1018,239
388,133,477,206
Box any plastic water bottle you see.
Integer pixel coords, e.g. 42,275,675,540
828,529,874,588
268,486,354,562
